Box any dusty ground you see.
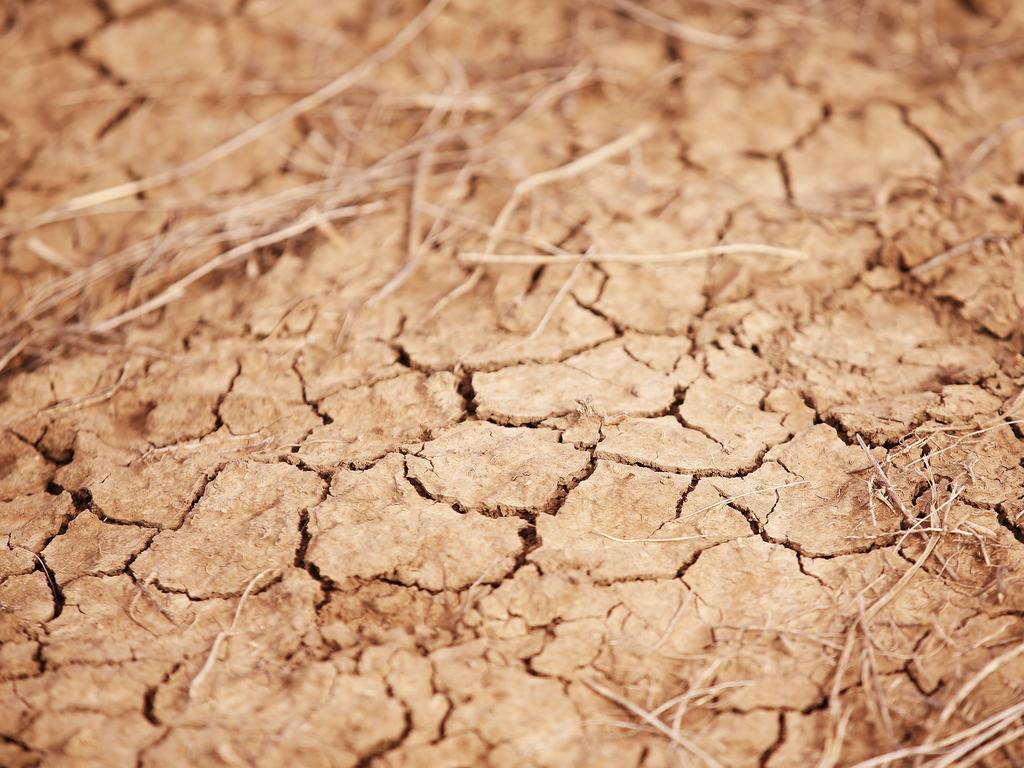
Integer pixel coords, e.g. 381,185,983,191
3,0,1024,766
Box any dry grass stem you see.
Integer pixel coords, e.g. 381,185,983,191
856,434,913,523
925,637,1024,746
910,233,1010,276
960,115,1024,178
366,141,436,307
422,123,653,323
582,677,725,768
189,569,276,699
89,202,383,333
458,243,808,265
521,255,586,343
25,237,80,273
849,701,1024,767
598,0,753,50
906,420,1024,468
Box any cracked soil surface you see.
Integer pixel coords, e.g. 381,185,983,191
3,0,1024,766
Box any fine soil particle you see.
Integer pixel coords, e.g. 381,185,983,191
2,1,1024,767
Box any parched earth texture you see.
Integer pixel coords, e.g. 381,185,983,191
3,1,1024,766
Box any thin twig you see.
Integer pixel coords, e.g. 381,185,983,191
937,723,1024,768
420,266,485,324
418,202,565,254
645,596,688,655
818,708,855,768
489,125,654,254
593,530,709,544
858,594,895,741
866,536,938,621
906,420,1024,468
927,716,1024,768
127,571,178,629
0,337,29,378
819,626,860,768
683,480,812,521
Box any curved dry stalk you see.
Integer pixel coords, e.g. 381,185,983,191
189,568,277,700
593,530,709,544
420,265,485,324
482,123,655,256
3,364,129,427
718,623,845,652
0,337,28,377
927,715,1024,768
684,479,813,520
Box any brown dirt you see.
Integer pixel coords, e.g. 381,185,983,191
3,1,1024,766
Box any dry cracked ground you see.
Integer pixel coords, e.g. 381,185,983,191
3,0,1024,766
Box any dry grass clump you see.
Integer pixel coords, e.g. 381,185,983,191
823,420,1024,767
5,0,1012,376
594,415,1024,765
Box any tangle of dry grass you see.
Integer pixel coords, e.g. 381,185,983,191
2,0,1017,379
